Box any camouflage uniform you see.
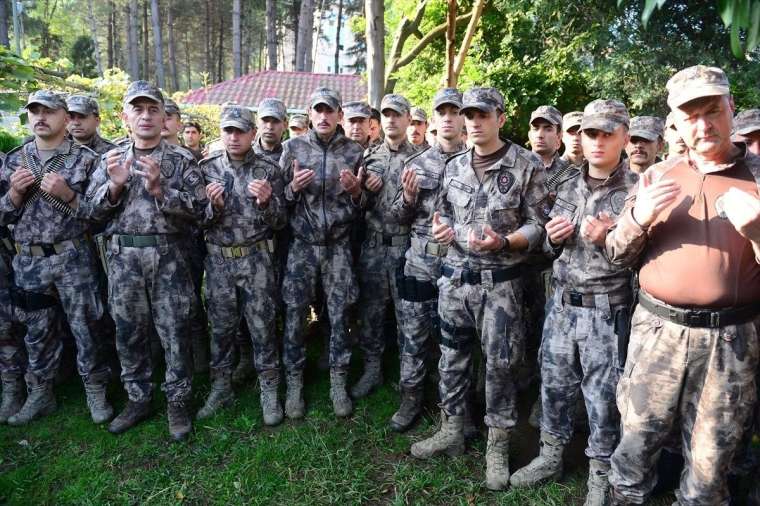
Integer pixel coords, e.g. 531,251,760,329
607,66,760,506
434,90,548,430
200,140,286,380
0,136,107,387
279,107,364,375
87,131,209,405
66,95,117,157
356,94,417,368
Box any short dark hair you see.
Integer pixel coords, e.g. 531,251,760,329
183,121,202,134
370,108,381,122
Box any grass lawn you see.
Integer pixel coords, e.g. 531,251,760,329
0,331,677,505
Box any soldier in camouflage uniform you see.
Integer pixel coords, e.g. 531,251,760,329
625,116,664,174
86,81,210,441
279,87,365,418
664,112,688,159
561,111,585,167
607,66,760,506
408,107,430,150
66,95,117,156
288,115,309,138
735,109,760,156
410,87,548,491
197,105,286,425
0,91,112,426
388,88,466,432
369,108,383,147
342,101,374,149
351,94,417,399
511,100,637,506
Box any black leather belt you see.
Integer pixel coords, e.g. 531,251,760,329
638,290,760,329
441,264,521,285
562,290,631,308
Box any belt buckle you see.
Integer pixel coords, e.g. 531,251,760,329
41,244,56,256
232,246,243,258
569,292,583,306
685,310,708,327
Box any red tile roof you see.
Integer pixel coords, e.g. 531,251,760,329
181,70,367,111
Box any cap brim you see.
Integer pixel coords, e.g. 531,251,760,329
289,123,307,129
381,105,408,115
629,129,660,142
125,93,163,104
736,124,760,136
344,112,370,120
434,99,463,110
581,116,626,133
311,99,338,110
530,114,560,126
26,100,65,110
460,103,497,114
67,105,94,115
220,120,253,131
259,111,286,121
668,85,730,109
564,121,582,132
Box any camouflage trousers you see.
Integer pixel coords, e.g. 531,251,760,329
0,253,22,377
107,240,193,403
182,232,208,345
540,287,627,462
204,247,279,376
437,273,525,429
281,237,358,371
356,239,408,358
520,264,553,383
609,303,760,506
14,245,108,384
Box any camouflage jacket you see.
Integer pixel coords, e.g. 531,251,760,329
279,129,364,245
547,159,638,295
200,149,286,246
81,134,117,156
436,139,549,270
253,138,283,165
543,153,572,195
85,139,210,235
0,138,98,244
363,139,419,236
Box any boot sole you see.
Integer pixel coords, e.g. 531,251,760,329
389,411,422,433
410,443,465,459
195,397,234,420
509,470,562,488
7,403,57,426
108,411,152,434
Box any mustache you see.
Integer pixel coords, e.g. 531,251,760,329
34,122,49,128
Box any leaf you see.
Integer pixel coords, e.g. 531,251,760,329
747,2,760,50
730,20,744,57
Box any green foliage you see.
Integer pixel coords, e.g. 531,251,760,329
0,46,37,112
0,130,22,153
70,36,98,78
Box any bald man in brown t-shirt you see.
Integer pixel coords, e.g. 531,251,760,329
606,66,760,506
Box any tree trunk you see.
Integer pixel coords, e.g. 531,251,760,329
266,0,277,70
142,0,150,79
295,0,314,71
127,0,140,79
450,0,486,86
445,0,456,86
232,0,242,77
184,30,191,89
86,0,104,76
150,0,165,87
334,0,343,74
311,0,324,70
365,0,384,108
0,0,8,48
217,10,224,81
107,1,114,68
167,0,179,90
204,0,212,78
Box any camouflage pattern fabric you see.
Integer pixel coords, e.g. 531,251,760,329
83,135,117,156
0,247,23,376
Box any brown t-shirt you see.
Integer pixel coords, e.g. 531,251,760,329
636,154,760,307
472,142,510,181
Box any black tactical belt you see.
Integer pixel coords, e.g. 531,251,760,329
441,264,521,285
10,286,58,311
205,239,273,258
439,319,476,349
638,290,760,329
562,290,632,308
16,236,87,257
114,234,176,248
398,275,437,302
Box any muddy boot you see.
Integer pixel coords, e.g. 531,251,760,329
510,431,565,487
284,370,305,419
389,387,423,432
84,380,114,424
528,397,542,429
463,404,481,441
167,400,192,441
7,378,56,426
108,400,152,434
485,427,511,490
0,374,25,424
232,345,254,384
584,459,611,506
197,374,233,420
259,370,283,426
350,355,382,399
330,368,353,417
410,410,465,459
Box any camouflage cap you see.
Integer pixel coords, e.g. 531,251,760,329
666,65,730,109
123,80,165,105
66,95,99,116
562,111,583,131
411,107,428,123
581,99,629,133
343,101,372,120
309,87,341,110
433,88,463,110
220,105,255,132
629,115,665,141
734,109,760,136
258,98,287,121
289,114,309,129
530,105,562,127
164,98,181,116
461,87,504,114
26,90,67,111
381,94,411,115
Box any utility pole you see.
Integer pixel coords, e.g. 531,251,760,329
11,0,21,54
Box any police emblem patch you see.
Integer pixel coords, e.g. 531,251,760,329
253,167,268,180
497,172,515,194
609,190,627,214
184,170,201,187
161,160,175,178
